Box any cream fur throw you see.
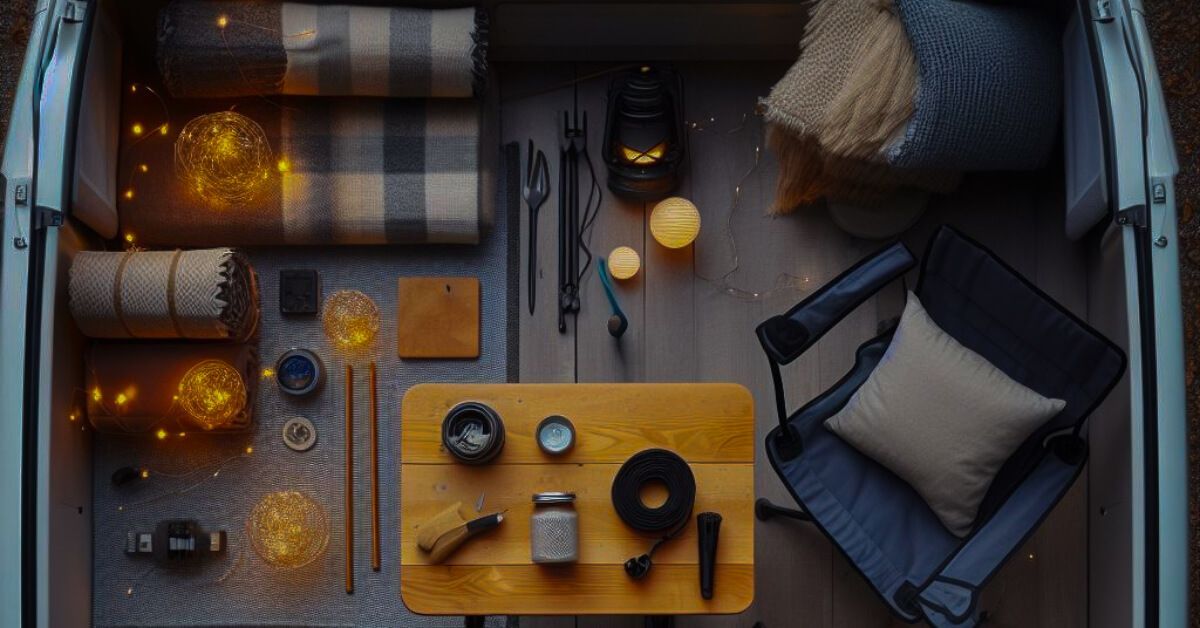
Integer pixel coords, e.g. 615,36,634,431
763,0,958,213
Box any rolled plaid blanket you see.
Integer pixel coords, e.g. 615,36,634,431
157,1,487,99
118,95,482,246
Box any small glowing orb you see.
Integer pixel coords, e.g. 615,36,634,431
276,159,290,173
607,246,641,280
155,429,167,440
125,233,135,243
139,163,149,173
115,393,128,405
216,14,229,28
174,111,273,206
160,124,169,136
124,189,134,200
131,123,144,136
620,142,666,165
92,387,102,402
68,413,77,422
130,84,137,93
650,197,701,249
177,359,247,430
245,446,254,454
247,491,330,569
322,290,380,351
261,367,276,379
140,469,150,479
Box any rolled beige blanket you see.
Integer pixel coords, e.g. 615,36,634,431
86,342,258,434
69,248,259,341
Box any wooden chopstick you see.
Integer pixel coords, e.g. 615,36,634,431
369,361,381,572
345,363,354,594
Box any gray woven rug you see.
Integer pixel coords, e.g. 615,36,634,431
91,149,513,627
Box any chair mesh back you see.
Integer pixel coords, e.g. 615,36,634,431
915,228,1125,521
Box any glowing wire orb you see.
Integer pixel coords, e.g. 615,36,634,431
247,491,330,569
607,246,641,280
322,290,380,351
174,111,273,205
650,197,701,249
177,359,247,430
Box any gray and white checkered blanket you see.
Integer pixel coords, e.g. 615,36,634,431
158,1,487,99
119,97,483,246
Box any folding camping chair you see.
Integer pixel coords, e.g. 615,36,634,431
754,226,1125,627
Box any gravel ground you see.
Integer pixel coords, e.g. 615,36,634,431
0,0,34,145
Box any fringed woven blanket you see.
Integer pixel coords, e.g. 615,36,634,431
764,0,1060,213
70,248,259,341
119,98,482,246
158,1,487,99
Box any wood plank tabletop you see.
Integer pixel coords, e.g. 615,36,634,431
399,383,755,616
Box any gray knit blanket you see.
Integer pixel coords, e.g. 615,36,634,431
119,97,482,246
887,0,1062,170
157,1,487,99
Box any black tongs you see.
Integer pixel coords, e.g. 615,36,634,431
523,141,549,315
558,109,587,333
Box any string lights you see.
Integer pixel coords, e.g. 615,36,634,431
247,490,330,569
686,111,812,301
122,83,170,204
177,359,247,430
322,290,380,352
174,111,274,206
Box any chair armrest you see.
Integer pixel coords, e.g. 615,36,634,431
756,241,915,365
914,448,1083,626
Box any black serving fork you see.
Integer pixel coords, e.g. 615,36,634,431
523,140,550,315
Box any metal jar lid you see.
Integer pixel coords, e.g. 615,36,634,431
532,491,576,505
275,348,323,396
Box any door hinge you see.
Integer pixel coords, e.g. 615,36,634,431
1116,205,1147,228
34,207,63,230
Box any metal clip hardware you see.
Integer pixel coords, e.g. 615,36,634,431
63,0,88,23
1095,0,1115,23
1151,179,1168,204
34,207,64,230
1115,205,1146,228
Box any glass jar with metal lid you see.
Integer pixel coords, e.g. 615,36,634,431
530,492,578,564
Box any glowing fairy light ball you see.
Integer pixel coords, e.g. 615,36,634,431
177,359,247,430
650,197,701,249
322,290,380,351
247,491,330,569
174,111,273,205
607,246,641,280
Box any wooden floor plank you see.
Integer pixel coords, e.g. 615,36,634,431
503,62,580,628
505,63,578,385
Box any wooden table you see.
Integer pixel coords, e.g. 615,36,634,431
399,383,755,616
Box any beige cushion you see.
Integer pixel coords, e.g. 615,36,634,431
824,292,1065,536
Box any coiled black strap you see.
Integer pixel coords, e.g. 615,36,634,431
611,449,696,579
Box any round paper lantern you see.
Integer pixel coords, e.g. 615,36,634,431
322,290,380,351
607,246,641,280
174,111,273,205
650,197,701,249
177,359,247,430
247,490,330,569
